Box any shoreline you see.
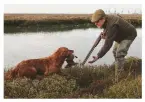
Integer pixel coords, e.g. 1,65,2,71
4,14,142,33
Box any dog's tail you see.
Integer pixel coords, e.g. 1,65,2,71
4,67,19,80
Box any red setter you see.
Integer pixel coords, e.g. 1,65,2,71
4,47,75,80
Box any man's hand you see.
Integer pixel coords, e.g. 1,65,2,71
101,32,106,39
88,56,99,64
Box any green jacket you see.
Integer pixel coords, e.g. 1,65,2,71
97,14,137,58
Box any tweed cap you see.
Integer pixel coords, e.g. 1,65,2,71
91,9,106,23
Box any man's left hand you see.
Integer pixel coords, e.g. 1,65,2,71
88,56,99,64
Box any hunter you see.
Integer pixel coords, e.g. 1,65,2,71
88,9,137,78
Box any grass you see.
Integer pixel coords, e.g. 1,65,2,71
4,14,142,33
4,56,142,98
103,75,141,98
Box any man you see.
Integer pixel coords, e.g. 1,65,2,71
88,9,137,73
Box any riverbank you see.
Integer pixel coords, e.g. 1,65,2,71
4,57,142,98
4,14,142,33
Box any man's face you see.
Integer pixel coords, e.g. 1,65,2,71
94,18,105,28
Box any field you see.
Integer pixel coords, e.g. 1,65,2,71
4,14,142,33
4,57,142,98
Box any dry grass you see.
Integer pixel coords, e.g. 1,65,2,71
4,14,141,21
4,14,91,21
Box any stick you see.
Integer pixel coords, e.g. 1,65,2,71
82,35,101,65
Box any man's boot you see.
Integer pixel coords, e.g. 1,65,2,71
114,57,125,83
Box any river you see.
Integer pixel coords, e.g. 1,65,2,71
4,28,142,68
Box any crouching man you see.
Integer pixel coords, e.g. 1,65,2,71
88,9,137,82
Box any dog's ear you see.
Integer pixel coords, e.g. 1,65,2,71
69,50,74,53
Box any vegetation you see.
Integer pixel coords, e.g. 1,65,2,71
4,57,142,98
4,14,142,33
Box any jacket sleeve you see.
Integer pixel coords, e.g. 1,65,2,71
97,25,119,58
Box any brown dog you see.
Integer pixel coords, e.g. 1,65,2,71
4,47,75,80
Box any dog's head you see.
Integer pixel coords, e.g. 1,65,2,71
55,47,74,58
53,47,78,68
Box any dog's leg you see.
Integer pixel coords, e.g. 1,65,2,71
44,71,48,76
44,65,49,76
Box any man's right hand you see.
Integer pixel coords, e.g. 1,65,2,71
88,56,99,64
100,32,106,39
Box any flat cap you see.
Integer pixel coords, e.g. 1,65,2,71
91,9,106,23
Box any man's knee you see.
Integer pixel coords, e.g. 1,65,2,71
112,42,118,60
116,40,133,58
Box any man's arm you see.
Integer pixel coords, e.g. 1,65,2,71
97,25,119,58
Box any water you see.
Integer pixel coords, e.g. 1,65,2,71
4,28,142,68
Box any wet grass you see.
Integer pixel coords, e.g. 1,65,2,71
4,56,142,98
4,14,142,33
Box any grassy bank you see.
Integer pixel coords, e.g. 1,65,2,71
4,14,142,33
4,57,142,98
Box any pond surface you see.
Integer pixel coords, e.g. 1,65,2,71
4,28,142,68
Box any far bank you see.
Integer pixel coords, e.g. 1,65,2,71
4,14,142,33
